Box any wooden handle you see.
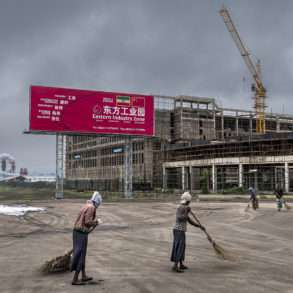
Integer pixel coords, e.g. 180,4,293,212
189,210,201,225
88,223,98,234
190,210,214,244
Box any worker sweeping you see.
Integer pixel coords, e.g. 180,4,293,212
71,191,102,285
248,187,259,210
274,186,284,211
170,191,205,273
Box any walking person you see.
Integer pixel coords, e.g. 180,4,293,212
170,191,205,273
71,191,102,285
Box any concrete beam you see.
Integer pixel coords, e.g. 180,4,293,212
163,155,293,168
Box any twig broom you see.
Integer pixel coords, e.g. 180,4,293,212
40,224,97,274
190,211,235,261
284,201,292,210
40,249,73,273
244,203,250,212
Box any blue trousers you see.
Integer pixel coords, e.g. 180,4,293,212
71,230,88,273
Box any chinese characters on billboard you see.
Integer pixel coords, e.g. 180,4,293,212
29,86,154,136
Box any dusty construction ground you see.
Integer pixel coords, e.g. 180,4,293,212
1,200,293,293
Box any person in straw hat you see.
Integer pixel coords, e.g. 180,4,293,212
71,191,102,285
170,191,205,273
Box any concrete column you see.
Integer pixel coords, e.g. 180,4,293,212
221,112,224,140
285,162,289,193
190,166,193,191
276,116,280,132
249,115,253,135
181,166,185,190
254,172,258,191
239,164,243,187
162,166,167,190
236,111,239,136
212,164,216,193
212,104,216,139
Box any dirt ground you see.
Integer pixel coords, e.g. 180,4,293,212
1,200,293,293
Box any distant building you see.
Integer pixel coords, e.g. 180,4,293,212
0,175,55,183
0,153,15,173
23,176,55,183
20,168,28,176
65,95,293,192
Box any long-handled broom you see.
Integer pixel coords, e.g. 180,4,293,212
40,223,98,274
284,200,292,210
190,210,235,261
244,202,250,212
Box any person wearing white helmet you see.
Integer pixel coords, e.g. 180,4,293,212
71,191,102,285
170,191,205,273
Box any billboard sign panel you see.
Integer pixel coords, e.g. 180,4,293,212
29,86,154,136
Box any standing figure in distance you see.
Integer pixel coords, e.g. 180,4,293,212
274,186,284,212
249,187,259,210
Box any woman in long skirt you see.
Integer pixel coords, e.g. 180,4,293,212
170,192,205,273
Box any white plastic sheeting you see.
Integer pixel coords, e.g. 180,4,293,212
0,205,45,216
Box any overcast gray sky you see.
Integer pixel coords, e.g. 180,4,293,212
1,0,293,174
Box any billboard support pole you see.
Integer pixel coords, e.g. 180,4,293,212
124,137,133,198
55,134,64,199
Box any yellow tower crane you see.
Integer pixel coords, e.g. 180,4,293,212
219,6,266,134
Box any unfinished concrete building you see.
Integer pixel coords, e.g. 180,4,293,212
163,133,293,193
65,95,293,192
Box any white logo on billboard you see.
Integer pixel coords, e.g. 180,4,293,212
137,108,145,117
103,97,113,103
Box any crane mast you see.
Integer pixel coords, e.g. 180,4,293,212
219,6,266,134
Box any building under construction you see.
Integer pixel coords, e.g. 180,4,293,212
65,95,293,193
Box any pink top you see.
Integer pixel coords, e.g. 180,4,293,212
74,202,96,233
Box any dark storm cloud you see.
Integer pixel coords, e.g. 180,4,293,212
0,0,293,173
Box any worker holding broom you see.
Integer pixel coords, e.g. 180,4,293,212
274,186,284,211
170,191,205,273
248,187,259,210
71,191,102,285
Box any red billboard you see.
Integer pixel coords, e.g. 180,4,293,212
29,86,154,136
